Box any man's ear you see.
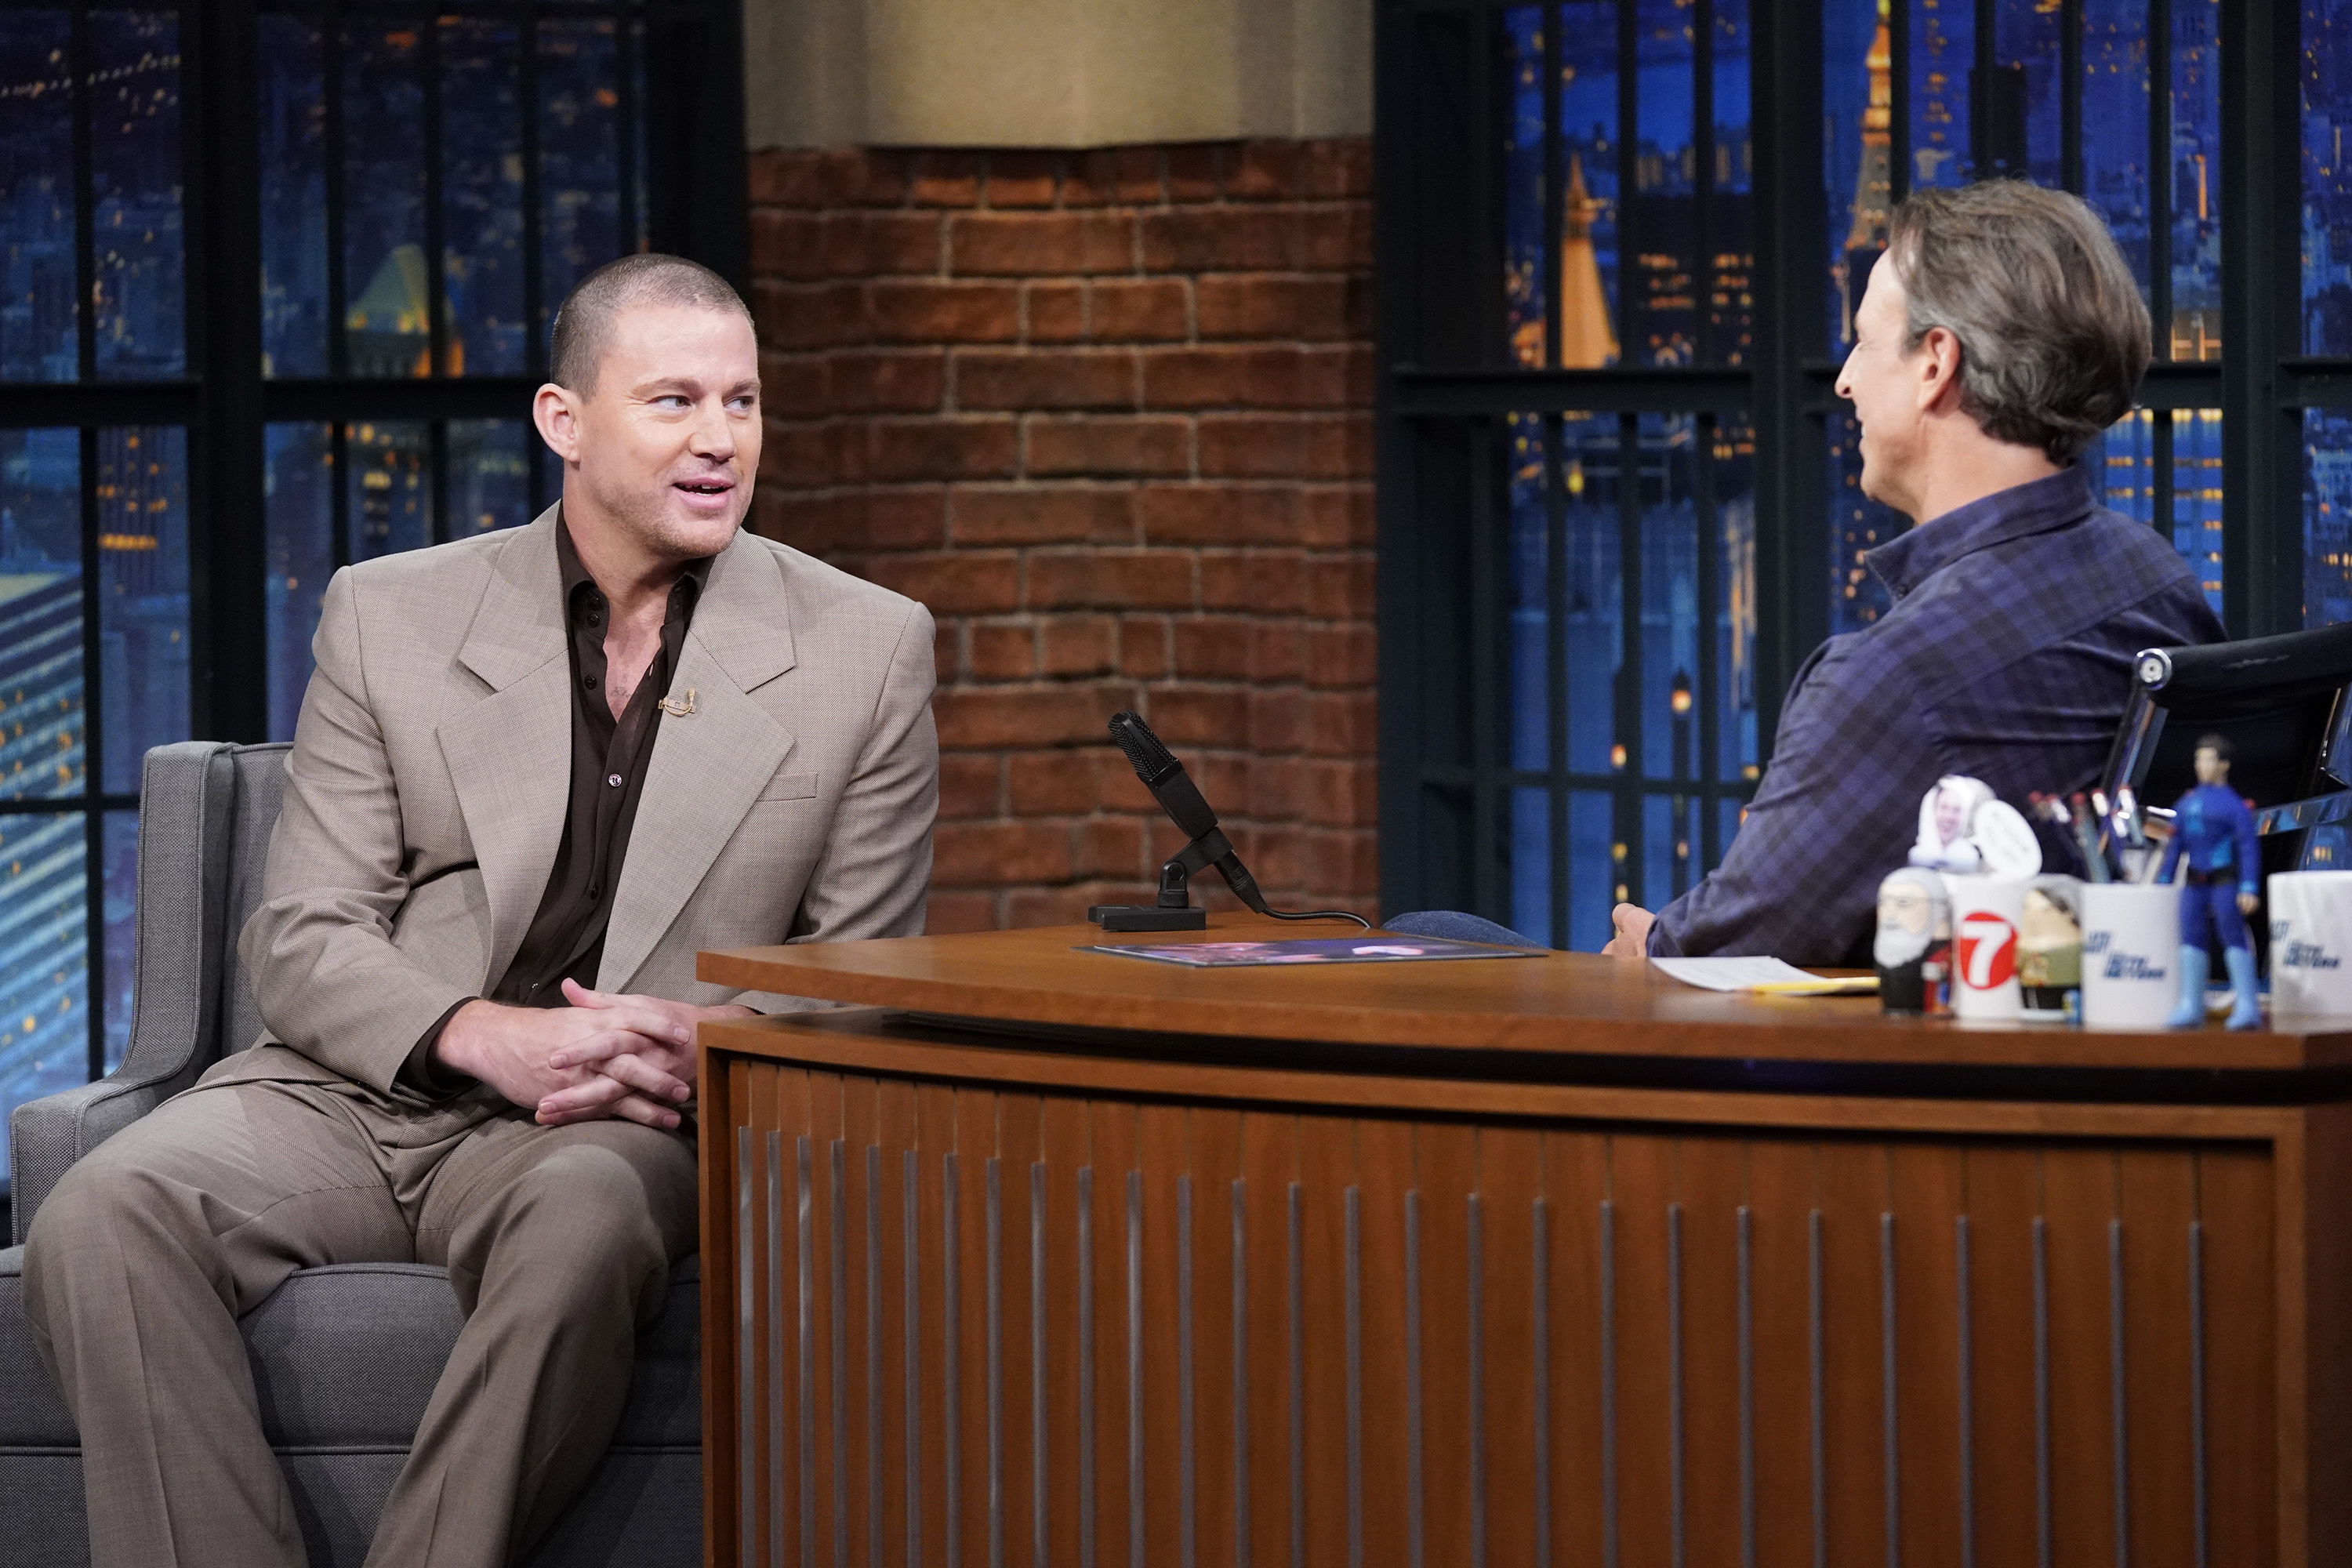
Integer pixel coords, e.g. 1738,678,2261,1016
532,383,583,464
1915,325,1965,413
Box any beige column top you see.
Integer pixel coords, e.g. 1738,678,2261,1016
743,0,1372,150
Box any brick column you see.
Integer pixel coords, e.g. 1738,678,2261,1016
747,141,1377,931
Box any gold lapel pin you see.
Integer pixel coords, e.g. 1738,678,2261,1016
658,687,697,717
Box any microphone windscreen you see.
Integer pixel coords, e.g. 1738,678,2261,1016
1108,711,1178,786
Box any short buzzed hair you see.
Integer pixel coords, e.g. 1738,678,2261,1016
1886,181,2151,464
547,252,751,396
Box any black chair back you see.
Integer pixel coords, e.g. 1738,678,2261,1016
2100,622,2352,877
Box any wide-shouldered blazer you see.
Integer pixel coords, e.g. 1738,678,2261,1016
228,506,938,1098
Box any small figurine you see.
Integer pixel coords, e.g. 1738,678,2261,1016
2158,733,2263,1031
2016,874,2084,1015
1876,866,1953,1015
1910,775,2044,879
1911,776,1994,873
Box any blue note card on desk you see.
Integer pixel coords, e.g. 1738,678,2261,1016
1080,938,1546,967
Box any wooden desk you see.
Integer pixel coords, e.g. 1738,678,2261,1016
696,918,2352,1568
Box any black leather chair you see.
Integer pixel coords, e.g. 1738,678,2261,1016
2096,621,2352,879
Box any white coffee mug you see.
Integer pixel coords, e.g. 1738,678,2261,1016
1947,876,2031,1020
2078,882,2183,1028
2268,872,2352,1017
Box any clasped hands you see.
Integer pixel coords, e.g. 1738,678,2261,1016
435,979,755,1131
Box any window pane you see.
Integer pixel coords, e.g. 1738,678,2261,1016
2173,408,2223,618
102,807,132,1069
264,422,332,742
1570,789,1613,950
345,22,430,378
0,811,88,1181
1504,6,1546,366
346,420,432,560
1706,0,1753,367
540,19,627,318
0,11,78,382
1561,411,1623,776
2172,0,2220,359
97,426,188,794
448,418,533,535
1632,0,1695,366
2084,408,2156,524
2078,0,2150,293
2307,0,2352,354
1560,1,1620,366
2306,408,2352,628
1639,412,1697,782
1823,0,1889,358
1908,0,1973,189
1828,408,1905,633
259,14,328,378
1506,413,1549,773
444,17,527,377
89,10,184,379
0,429,83,801
1989,0,2060,186
1713,416,1757,786
1510,783,1549,947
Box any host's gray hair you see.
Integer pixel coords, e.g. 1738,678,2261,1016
548,252,751,396
1886,181,2149,463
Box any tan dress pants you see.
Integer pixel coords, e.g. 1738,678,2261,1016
18,1063,699,1568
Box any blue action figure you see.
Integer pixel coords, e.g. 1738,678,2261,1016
2158,734,2263,1030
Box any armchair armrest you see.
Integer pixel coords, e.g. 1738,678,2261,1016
9,742,241,1243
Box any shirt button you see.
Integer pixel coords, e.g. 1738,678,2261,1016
608,773,622,787
583,675,597,688
588,884,602,901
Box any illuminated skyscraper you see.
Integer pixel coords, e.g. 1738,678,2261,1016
1835,0,1892,348
1559,155,1620,368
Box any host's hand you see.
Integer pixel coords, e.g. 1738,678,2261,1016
1603,903,1656,959
434,993,696,1131
528,979,757,1127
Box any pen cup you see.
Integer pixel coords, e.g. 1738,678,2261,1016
1946,876,2031,1020
2268,871,2352,1017
2077,882,2183,1028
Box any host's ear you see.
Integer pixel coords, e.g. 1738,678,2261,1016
533,382,585,466
1914,323,1965,415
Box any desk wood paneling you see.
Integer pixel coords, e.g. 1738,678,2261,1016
697,921,2352,1567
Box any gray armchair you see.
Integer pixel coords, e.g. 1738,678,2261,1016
0,742,701,1566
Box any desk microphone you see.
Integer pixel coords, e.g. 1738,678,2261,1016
1088,711,1370,933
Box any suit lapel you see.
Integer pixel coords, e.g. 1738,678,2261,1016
437,510,571,988
601,534,798,991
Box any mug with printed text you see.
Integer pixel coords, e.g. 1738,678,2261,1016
2268,871,2352,1016
2078,882,2183,1028
1946,876,2031,1021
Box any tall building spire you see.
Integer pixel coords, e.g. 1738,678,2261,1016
1837,0,1894,343
1559,153,1620,368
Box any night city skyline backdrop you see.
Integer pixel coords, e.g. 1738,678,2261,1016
0,7,650,1178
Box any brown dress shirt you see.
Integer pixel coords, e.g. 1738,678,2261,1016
403,515,713,1090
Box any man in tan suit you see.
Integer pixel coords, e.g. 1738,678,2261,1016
21,255,937,1566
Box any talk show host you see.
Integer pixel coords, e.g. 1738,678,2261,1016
23,255,938,1566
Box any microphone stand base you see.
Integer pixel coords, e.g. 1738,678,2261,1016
1087,905,1209,932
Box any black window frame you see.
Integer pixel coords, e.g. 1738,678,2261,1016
0,0,745,1109
1373,0,2328,930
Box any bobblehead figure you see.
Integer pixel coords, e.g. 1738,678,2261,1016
2158,734,2264,1031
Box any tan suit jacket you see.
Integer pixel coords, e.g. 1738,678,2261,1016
227,506,937,1098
